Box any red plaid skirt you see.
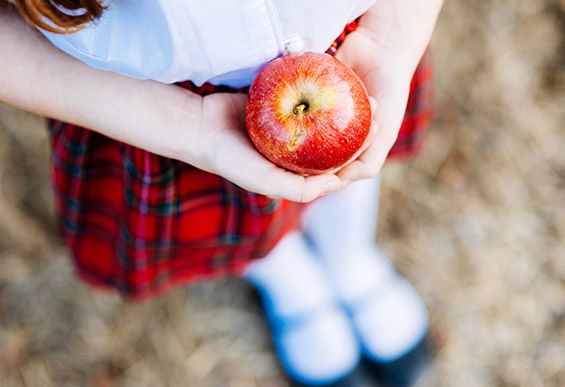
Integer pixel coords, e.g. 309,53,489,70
47,22,433,300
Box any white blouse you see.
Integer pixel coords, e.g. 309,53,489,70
40,0,375,87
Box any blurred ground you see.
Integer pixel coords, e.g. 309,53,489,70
1,0,564,386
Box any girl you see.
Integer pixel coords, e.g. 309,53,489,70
0,0,443,385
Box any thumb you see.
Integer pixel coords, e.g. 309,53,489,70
368,96,377,119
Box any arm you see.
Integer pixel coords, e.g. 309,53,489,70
0,4,200,164
0,4,340,202
336,0,444,184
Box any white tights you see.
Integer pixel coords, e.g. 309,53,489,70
245,177,428,380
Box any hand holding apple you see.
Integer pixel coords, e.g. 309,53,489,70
335,0,443,186
200,0,442,201
246,52,372,175
194,92,342,203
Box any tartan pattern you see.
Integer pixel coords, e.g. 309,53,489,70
47,21,433,300
389,50,433,160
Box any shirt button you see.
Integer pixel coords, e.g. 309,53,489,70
284,36,305,54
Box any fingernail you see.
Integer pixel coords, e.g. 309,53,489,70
322,180,340,195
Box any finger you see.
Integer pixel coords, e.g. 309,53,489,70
218,145,342,203
369,96,377,117
298,173,342,202
333,115,378,181
261,167,342,203
337,120,398,183
245,167,341,203
339,80,409,184
362,112,379,151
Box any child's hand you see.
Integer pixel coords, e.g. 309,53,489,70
176,92,341,202
335,0,443,186
335,30,411,185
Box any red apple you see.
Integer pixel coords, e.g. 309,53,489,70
246,52,372,175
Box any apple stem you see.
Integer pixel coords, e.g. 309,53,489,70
293,103,308,115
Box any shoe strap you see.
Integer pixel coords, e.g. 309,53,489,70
343,273,407,316
263,298,342,337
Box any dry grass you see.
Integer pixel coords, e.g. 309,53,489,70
1,0,564,386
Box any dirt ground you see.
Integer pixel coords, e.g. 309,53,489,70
1,1,564,386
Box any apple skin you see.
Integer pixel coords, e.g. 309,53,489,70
246,52,372,175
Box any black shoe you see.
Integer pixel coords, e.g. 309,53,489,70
360,334,433,387
247,285,363,387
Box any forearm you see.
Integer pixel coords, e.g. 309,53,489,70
0,5,203,164
359,0,444,76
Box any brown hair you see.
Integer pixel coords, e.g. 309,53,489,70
12,0,106,33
